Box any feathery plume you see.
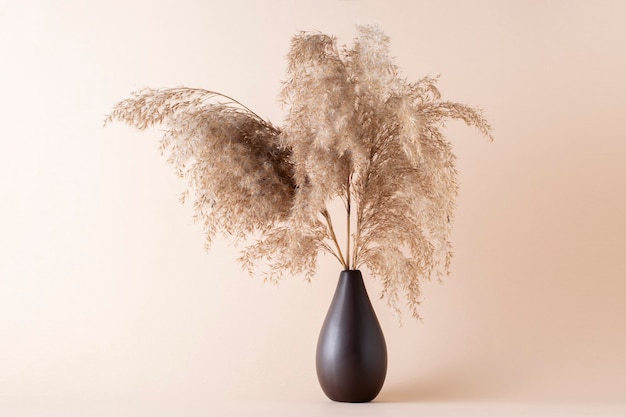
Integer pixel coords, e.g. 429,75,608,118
106,26,492,319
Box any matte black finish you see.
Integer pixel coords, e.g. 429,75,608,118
316,270,387,403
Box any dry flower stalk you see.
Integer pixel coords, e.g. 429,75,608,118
105,26,492,319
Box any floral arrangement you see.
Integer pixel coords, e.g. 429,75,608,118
106,26,492,319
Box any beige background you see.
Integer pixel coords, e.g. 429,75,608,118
1,1,625,416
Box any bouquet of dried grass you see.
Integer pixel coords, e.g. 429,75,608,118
106,26,492,319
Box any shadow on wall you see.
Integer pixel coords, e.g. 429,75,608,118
376,367,496,403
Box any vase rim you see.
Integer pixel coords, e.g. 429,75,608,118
339,269,363,278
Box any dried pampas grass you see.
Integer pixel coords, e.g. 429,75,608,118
106,26,492,319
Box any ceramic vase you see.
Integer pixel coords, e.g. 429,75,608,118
316,270,387,402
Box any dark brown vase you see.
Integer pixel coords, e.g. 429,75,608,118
316,270,387,402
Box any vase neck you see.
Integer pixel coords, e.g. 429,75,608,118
340,269,362,279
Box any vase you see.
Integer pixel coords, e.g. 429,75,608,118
316,270,387,402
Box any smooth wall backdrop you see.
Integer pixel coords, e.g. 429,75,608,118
1,1,625,416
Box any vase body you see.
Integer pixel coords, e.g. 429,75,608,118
316,270,387,402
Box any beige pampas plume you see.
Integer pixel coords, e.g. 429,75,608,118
105,26,492,319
